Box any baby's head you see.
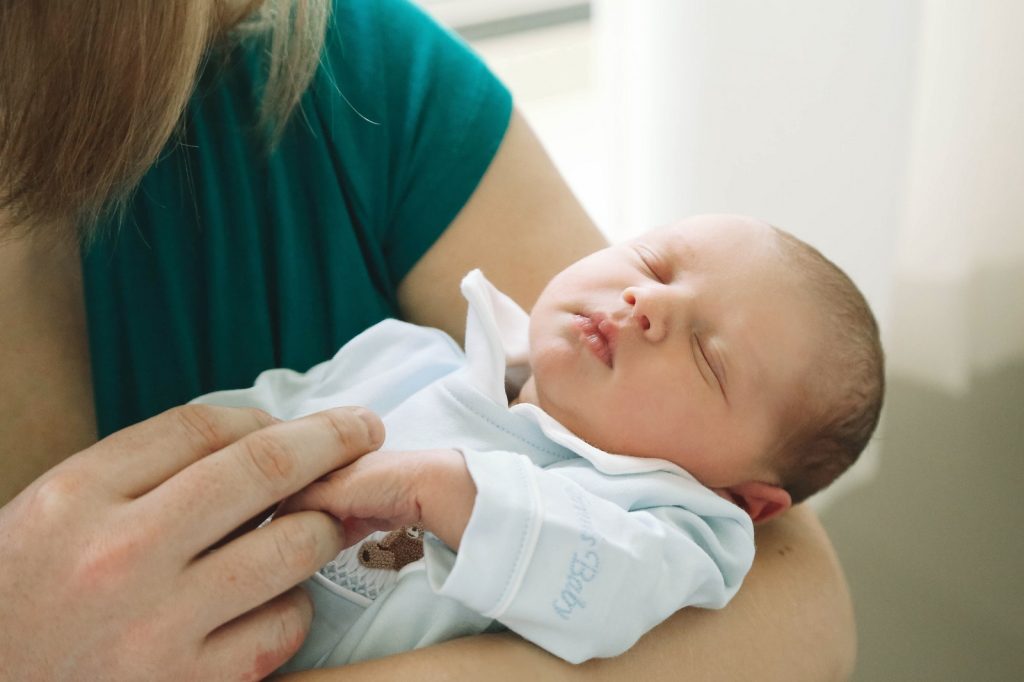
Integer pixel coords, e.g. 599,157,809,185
517,214,884,522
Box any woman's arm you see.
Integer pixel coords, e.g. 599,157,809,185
282,111,855,680
582,504,856,681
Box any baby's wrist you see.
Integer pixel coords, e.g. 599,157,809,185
415,449,477,550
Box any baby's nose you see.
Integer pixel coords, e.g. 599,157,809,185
623,292,651,331
622,287,666,341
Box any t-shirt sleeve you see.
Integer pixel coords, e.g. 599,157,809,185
316,0,513,287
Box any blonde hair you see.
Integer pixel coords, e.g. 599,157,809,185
769,227,885,505
0,1,329,237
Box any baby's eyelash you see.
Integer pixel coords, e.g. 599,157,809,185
635,245,665,282
696,335,728,401
695,336,714,378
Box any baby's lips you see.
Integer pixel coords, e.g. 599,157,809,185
574,312,615,367
596,317,619,358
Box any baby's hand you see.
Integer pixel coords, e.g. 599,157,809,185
277,449,477,551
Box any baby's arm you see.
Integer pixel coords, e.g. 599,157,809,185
282,449,754,664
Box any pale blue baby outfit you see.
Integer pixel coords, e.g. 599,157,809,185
195,270,754,668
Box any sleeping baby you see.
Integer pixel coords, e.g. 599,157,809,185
194,213,884,668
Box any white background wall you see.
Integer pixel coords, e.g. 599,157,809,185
891,1,1024,391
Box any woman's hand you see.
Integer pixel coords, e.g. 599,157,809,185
0,403,384,682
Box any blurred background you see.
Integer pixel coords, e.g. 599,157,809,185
422,1,1024,679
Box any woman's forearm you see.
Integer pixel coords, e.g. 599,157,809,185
277,631,574,682
576,504,857,681
278,505,855,682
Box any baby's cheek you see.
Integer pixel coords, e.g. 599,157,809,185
530,336,581,386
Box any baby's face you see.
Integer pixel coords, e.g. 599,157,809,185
520,215,819,489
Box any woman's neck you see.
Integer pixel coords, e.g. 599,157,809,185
0,224,97,504
0,226,77,328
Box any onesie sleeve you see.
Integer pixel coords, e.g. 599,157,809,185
423,451,755,664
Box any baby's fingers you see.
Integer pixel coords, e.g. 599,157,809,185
275,466,371,522
278,452,423,531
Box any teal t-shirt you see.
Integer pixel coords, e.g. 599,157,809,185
82,0,512,437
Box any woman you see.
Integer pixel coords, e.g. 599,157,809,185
0,1,855,679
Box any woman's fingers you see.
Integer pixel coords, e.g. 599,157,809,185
187,511,344,631
145,406,384,557
201,586,314,681
85,404,280,498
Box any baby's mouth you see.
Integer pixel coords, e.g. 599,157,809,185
573,313,615,368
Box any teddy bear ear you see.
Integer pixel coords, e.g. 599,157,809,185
359,541,397,570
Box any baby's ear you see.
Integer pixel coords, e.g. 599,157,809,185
715,481,792,524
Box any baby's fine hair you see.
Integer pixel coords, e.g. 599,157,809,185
769,227,885,505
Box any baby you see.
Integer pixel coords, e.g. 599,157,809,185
195,214,884,668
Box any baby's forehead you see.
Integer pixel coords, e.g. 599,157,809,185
636,227,697,261
640,219,785,270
